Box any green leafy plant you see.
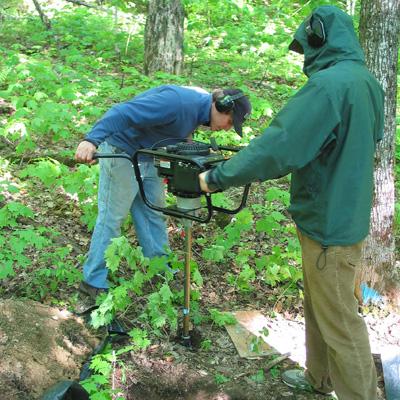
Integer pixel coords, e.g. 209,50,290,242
209,309,237,327
269,366,280,378
90,235,195,333
200,338,212,351
250,369,265,383
0,208,80,296
214,373,231,385
20,159,99,230
81,350,114,400
0,201,34,228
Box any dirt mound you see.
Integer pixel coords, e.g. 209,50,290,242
0,299,100,399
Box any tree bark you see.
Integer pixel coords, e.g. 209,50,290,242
32,0,51,30
144,0,184,76
359,0,400,306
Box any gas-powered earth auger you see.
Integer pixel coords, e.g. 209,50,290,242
94,140,250,347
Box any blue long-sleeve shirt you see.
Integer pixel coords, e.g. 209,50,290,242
85,85,212,155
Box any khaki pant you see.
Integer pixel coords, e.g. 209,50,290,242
297,229,377,400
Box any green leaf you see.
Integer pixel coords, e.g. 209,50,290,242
255,255,268,271
209,309,237,327
152,314,167,328
0,202,34,228
250,369,265,383
192,267,203,286
129,328,151,350
200,339,212,351
259,327,269,337
202,244,225,262
237,265,256,291
214,373,230,384
265,187,290,206
270,366,280,378
91,392,112,400
0,261,15,279
90,358,111,377
104,236,131,272
20,159,66,187
256,215,280,234
235,208,253,227
159,284,173,303
130,271,145,295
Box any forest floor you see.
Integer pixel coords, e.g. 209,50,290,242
101,233,398,400
0,159,399,400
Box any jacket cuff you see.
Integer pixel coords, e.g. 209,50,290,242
205,169,222,191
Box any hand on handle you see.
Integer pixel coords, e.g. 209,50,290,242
75,141,97,164
199,171,213,193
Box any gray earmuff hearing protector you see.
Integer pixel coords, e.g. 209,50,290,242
305,14,326,48
215,92,245,113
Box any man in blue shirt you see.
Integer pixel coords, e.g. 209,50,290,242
75,85,251,312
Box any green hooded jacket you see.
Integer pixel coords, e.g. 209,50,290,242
208,6,384,246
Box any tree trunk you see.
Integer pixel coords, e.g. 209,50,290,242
144,0,184,76
346,0,356,16
358,0,400,306
32,0,51,30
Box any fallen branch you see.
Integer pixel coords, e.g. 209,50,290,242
0,136,16,149
0,151,78,167
64,0,97,8
63,0,111,14
264,352,291,371
233,352,290,380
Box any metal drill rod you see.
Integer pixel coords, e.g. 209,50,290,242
182,221,193,343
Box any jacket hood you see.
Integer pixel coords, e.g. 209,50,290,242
290,6,365,77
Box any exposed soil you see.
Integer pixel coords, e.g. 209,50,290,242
0,299,100,399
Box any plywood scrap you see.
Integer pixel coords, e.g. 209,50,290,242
225,310,276,359
225,310,307,367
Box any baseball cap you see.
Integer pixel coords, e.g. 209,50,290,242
223,89,252,136
289,38,304,54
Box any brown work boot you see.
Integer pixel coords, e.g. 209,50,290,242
75,282,108,315
79,281,108,298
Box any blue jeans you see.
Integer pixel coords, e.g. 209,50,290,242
83,142,169,289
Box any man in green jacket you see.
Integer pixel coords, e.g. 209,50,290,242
199,6,384,400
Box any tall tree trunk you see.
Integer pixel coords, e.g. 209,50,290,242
32,0,51,30
144,0,184,76
359,0,400,306
346,0,356,16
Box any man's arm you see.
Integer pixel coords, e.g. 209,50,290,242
201,81,340,191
